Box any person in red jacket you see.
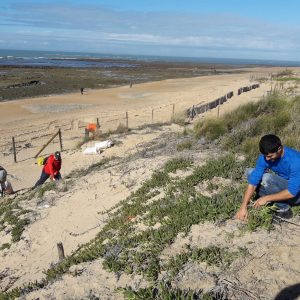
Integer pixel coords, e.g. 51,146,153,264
34,151,62,188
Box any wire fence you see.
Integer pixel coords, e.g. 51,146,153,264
0,102,180,163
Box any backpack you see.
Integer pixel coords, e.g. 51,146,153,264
43,156,49,165
37,156,49,166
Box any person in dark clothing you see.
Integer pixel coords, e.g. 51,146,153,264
80,87,84,95
34,151,62,188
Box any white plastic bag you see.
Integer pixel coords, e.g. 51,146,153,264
82,140,113,155
83,147,102,155
94,140,114,150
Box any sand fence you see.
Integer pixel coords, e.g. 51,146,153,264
186,83,260,119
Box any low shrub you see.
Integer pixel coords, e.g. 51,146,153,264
172,111,187,126
256,94,286,115
251,111,290,137
282,135,300,150
224,102,259,130
176,140,193,151
194,118,227,140
240,136,260,159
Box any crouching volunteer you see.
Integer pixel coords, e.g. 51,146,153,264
235,134,300,220
34,151,62,188
0,166,14,197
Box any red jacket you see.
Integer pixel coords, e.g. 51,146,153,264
43,154,61,177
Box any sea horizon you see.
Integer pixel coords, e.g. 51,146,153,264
1,49,300,68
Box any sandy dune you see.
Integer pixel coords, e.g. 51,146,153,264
0,66,298,298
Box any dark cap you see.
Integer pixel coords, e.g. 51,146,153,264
54,151,61,160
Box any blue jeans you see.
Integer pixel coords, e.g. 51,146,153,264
34,171,62,189
246,168,300,210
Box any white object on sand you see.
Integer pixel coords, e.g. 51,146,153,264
82,140,113,155
94,140,114,150
83,147,102,155
38,204,50,209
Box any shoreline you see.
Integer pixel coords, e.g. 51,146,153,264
0,60,253,102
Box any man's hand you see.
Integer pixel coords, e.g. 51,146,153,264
236,184,256,221
253,197,268,208
235,206,248,220
50,176,55,181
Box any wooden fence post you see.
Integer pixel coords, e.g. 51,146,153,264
34,130,60,158
12,137,17,163
191,105,196,119
96,118,100,129
217,105,220,118
126,112,129,129
58,129,63,152
57,242,65,261
152,109,154,123
172,104,175,121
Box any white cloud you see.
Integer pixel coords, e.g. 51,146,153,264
1,2,300,60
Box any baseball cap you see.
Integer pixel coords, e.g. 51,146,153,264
54,151,61,160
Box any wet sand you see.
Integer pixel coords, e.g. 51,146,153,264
0,59,250,101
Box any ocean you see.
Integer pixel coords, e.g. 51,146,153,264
1,49,300,68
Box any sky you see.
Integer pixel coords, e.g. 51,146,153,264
1,0,300,61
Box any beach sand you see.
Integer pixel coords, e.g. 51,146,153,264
0,66,299,298
0,67,275,191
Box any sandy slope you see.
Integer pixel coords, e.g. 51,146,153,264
0,127,169,289
0,66,299,299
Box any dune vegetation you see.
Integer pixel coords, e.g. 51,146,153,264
1,89,300,299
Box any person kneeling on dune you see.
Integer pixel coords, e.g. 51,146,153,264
235,134,300,220
33,151,62,189
0,166,14,197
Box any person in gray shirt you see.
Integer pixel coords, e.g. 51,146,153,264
0,166,14,197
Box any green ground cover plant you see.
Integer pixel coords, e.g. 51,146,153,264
163,245,247,279
176,140,193,151
120,281,214,300
36,181,56,198
41,155,247,283
0,157,274,298
0,197,30,247
2,91,293,299
246,206,274,232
